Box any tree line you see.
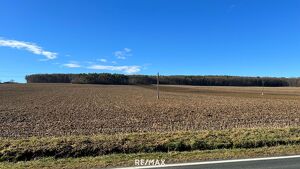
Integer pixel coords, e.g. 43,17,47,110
25,73,300,87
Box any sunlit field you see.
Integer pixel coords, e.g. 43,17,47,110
1,84,300,137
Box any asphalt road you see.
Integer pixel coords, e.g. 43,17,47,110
153,157,300,169
113,155,300,169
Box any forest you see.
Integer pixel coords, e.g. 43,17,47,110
25,73,300,87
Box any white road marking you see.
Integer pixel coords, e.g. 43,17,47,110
112,155,300,169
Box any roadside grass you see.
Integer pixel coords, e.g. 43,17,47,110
1,127,300,162
1,145,300,169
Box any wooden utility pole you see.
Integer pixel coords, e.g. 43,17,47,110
261,79,264,96
157,72,159,99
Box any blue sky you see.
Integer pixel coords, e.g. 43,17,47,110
0,0,299,82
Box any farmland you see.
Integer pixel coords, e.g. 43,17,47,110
1,83,300,168
1,84,300,137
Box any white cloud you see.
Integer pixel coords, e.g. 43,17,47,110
98,59,107,62
114,48,132,59
84,61,94,64
114,51,125,59
124,48,131,52
63,63,81,68
87,64,140,74
0,38,57,60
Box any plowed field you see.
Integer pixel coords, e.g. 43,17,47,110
1,84,300,137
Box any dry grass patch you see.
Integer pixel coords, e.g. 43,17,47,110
1,128,300,162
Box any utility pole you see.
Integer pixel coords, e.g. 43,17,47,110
261,79,264,96
157,72,159,99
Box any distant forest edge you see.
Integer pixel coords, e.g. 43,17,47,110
24,73,300,87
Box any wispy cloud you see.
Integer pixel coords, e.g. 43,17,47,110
87,64,140,74
124,48,131,52
98,58,107,63
84,61,94,64
0,38,57,60
63,62,81,68
114,48,132,59
227,4,238,13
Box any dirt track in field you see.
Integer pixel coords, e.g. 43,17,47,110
1,84,300,137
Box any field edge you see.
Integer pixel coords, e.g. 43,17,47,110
1,127,300,162
1,144,300,169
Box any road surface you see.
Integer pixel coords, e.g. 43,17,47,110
112,155,300,169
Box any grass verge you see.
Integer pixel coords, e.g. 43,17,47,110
1,127,300,162
0,127,300,166
1,145,300,169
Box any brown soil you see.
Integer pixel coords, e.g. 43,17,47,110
1,83,300,137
